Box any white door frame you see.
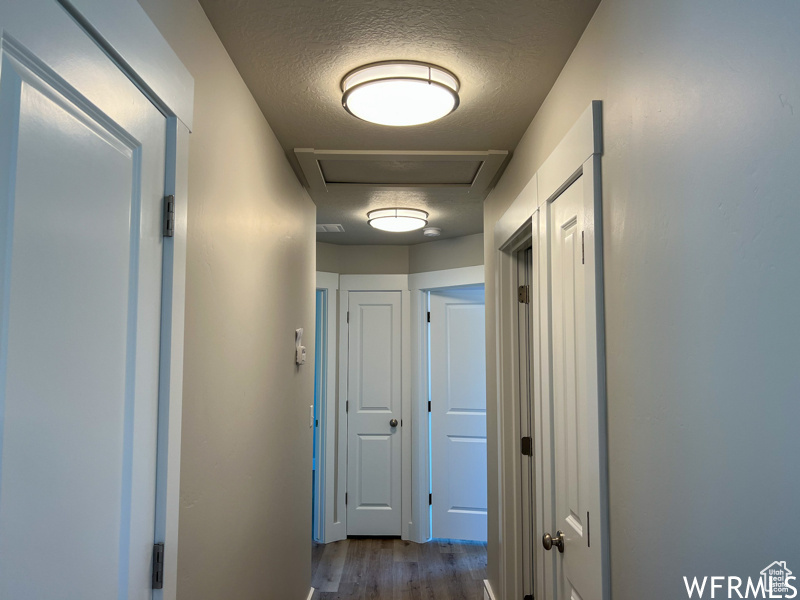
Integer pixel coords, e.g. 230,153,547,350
338,275,411,537
12,3,194,598
320,268,484,543
408,265,484,543
315,272,344,543
493,101,609,600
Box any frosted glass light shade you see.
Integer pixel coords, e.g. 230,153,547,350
367,208,428,232
342,62,460,126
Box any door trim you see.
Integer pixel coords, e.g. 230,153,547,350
51,4,194,599
315,272,341,543
493,101,608,600
408,266,484,543
59,0,194,129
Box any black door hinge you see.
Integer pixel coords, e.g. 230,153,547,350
152,543,164,590
346,400,349,413
347,311,349,324
427,311,431,323
428,400,431,412
345,492,348,505
521,436,533,457
518,285,530,304
581,231,585,264
429,493,432,505
163,195,175,238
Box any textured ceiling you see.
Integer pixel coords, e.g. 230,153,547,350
197,0,600,244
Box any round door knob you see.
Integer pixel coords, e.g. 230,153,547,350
542,531,565,553
389,418,398,428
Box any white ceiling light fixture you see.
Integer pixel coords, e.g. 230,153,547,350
342,61,460,127
367,208,428,232
423,227,442,237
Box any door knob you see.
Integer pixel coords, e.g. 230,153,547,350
389,418,398,428
542,531,565,553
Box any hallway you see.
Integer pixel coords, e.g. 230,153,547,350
311,539,487,600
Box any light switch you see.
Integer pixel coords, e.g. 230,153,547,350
295,328,306,365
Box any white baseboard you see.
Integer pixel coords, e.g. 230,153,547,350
306,587,315,600
484,579,497,600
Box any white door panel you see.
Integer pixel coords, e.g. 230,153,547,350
0,4,167,598
430,288,487,542
347,292,402,535
549,176,603,600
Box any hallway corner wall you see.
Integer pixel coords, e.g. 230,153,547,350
317,233,484,276
137,1,316,598
485,0,800,598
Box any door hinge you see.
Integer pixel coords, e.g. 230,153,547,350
163,195,175,238
427,311,431,323
428,400,431,412
346,400,349,413
581,231,585,265
345,492,348,505
429,493,432,505
347,311,349,324
152,543,164,590
521,436,533,457
518,285,530,304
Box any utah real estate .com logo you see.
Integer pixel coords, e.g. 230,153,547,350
684,561,797,598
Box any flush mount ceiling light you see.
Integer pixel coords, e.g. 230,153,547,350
342,61,460,126
367,208,428,232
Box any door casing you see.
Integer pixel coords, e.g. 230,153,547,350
492,101,609,600
319,268,485,543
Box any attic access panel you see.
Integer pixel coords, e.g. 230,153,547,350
295,149,508,198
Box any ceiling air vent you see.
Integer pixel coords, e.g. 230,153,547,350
316,224,345,233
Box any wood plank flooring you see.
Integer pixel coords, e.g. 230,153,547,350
311,538,487,600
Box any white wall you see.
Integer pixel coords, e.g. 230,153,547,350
136,1,317,599
485,0,800,597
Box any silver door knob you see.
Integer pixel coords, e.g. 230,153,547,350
542,531,565,553
389,418,398,428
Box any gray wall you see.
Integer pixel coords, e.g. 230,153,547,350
318,233,484,275
316,243,409,274
409,233,484,274
137,1,316,599
485,0,800,597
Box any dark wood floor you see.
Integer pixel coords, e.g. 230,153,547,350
311,538,487,600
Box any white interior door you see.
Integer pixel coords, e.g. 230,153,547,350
346,291,402,535
0,3,167,598
548,175,603,600
430,288,487,542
